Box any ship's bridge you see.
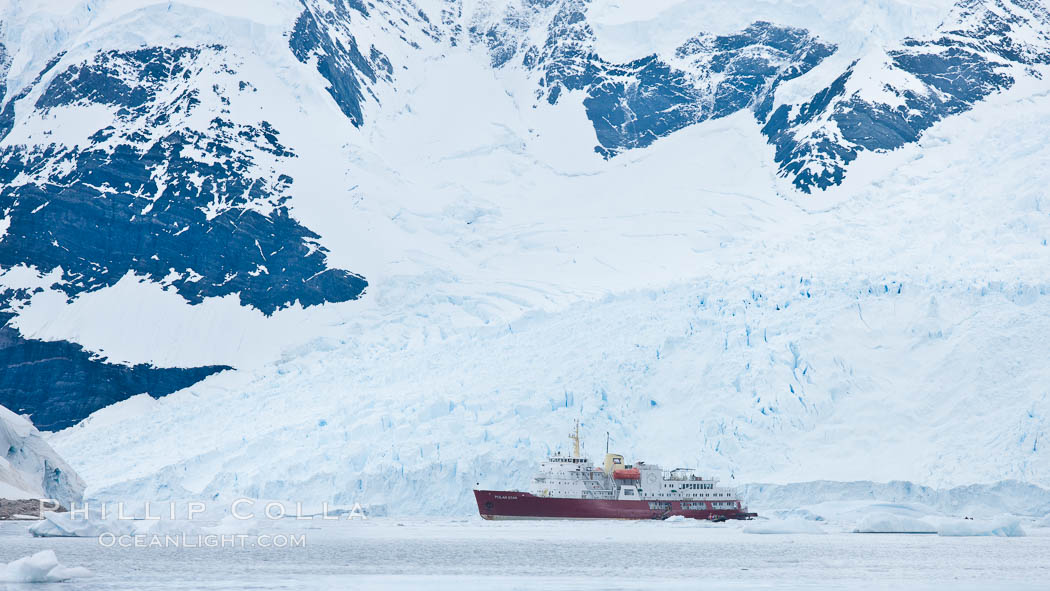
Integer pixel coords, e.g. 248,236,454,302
545,455,591,464
538,452,596,474
529,423,615,499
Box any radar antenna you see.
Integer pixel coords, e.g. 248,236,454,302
569,420,581,458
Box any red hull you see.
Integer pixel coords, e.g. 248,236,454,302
474,490,757,521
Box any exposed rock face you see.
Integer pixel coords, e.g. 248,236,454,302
763,0,1050,192
470,0,1050,191
1,45,368,314
290,0,396,128
471,1,836,157
0,42,367,428
0,498,66,520
0,312,230,431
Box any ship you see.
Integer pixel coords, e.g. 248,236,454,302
474,421,757,521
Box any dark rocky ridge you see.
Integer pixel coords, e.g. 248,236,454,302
289,0,400,127
0,498,68,520
473,1,836,157
763,0,1050,192
0,44,366,429
0,310,230,431
471,0,1050,192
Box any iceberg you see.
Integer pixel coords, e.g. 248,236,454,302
743,518,826,534
936,517,1025,537
660,515,725,528
28,510,137,538
852,512,937,534
26,499,296,537
0,550,91,583
0,404,85,508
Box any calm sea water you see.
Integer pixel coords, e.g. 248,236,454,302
2,519,1049,589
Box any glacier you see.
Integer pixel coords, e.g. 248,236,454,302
0,0,1046,515
0,404,84,507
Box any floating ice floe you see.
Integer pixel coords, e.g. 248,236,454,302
0,550,91,583
26,500,294,538
28,510,138,537
772,508,825,522
852,512,937,534
660,515,726,527
935,517,1025,537
742,518,826,535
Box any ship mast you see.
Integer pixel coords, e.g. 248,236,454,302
569,419,581,458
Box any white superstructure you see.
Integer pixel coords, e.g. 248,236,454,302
527,423,743,510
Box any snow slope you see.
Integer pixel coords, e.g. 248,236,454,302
0,0,1046,513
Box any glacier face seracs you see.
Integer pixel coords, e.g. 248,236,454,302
0,404,85,506
47,277,1050,514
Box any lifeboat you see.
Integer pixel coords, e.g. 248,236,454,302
613,468,640,480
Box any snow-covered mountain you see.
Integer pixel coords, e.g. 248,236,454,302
1,0,1048,513
765,0,1050,192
